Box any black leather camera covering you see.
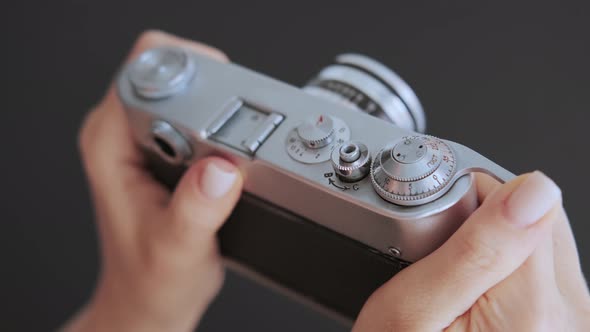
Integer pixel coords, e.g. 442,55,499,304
222,193,408,319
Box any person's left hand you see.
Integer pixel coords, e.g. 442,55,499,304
62,31,243,332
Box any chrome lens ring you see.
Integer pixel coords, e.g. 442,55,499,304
304,53,426,133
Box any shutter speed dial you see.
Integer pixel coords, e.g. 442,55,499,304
297,114,335,148
286,114,351,164
371,135,457,206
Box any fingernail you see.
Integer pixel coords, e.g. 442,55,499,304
505,171,561,227
200,159,237,199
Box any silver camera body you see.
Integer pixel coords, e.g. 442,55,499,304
117,47,514,321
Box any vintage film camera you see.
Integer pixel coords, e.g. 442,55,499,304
117,46,514,322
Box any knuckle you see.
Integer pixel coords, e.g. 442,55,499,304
133,29,170,52
510,293,563,332
359,286,422,331
77,108,101,157
204,259,226,295
455,232,504,274
136,29,166,45
171,204,218,235
473,292,564,332
137,232,224,291
170,206,199,235
532,300,565,332
139,259,173,290
138,237,179,281
199,45,229,62
134,30,228,63
523,313,561,332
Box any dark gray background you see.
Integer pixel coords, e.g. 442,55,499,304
3,1,589,331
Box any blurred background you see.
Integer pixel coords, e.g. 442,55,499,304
3,1,589,330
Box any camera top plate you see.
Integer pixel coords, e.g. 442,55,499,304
118,46,514,262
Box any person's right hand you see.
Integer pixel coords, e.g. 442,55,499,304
353,171,590,331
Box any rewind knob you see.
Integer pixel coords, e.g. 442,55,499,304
128,46,196,99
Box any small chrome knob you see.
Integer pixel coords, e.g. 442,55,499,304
128,46,196,99
371,135,457,206
150,120,192,165
296,114,336,148
331,141,371,182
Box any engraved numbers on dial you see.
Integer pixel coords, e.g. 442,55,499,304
286,115,351,164
370,135,457,206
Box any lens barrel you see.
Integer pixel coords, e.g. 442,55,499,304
303,54,426,133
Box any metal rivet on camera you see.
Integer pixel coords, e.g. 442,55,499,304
150,120,192,165
388,246,402,257
128,47,196,99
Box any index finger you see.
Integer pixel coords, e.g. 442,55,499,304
476,172,501,203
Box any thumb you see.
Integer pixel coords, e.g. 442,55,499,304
164,157,243,246
354,171,562,331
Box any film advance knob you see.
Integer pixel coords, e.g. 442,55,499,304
331,141,372,182
296,114,336,148
370,135,457,206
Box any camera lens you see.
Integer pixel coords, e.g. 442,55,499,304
303,54,425,133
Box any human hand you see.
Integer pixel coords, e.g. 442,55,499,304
353,172,590,331
62,31,242,332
